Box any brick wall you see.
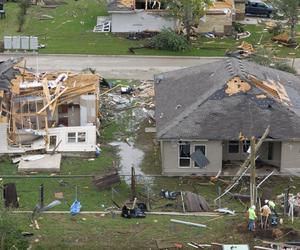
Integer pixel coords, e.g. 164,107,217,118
198,13,233,35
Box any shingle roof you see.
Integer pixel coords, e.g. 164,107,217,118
0,59,20,91
155,58,300,140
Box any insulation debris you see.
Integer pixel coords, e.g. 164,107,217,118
225,77,251,96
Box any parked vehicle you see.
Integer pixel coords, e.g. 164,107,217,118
245,0,273,17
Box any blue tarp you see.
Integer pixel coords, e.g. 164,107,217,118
70,200,81,216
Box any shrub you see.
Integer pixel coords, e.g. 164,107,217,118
148,28,190,51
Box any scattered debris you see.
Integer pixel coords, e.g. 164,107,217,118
185,192,210,212
214,208,235,215
170,219,207,228
160,189,181,200
92,172,120,189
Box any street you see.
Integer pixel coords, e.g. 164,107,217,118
0,54,299,80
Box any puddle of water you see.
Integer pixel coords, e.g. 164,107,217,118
110,141,145,176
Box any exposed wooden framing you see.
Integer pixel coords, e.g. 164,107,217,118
50,82,62,117
42,78,51,105
99,84,120,97
37,87,68,115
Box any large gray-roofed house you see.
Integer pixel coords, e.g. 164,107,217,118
155,58,300,176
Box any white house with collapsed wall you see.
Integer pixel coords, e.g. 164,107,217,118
0,59,100,156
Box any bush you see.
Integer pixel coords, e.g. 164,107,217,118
148,28,190,51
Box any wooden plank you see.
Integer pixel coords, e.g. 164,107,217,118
37,87,68,114
50,82,62,117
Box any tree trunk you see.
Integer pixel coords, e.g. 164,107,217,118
184,0,192,42
290,18,296,43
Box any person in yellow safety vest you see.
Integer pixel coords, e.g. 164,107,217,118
265,200,277,216
248,205,257,232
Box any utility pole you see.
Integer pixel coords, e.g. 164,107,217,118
250,137,256,206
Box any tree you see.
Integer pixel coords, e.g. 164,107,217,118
164,0,212,41
273,0,300,43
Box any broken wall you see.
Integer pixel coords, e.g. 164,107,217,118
110,12,176,32
80,95,96,126
46,126,97,153
161,140,222,176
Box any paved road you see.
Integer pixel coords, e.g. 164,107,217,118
0,54,299,80
0,54,220,80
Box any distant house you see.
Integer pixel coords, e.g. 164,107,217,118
107,0,245,35
107,0,176,33
155,58,300,176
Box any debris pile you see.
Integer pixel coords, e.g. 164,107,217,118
0,58,101,159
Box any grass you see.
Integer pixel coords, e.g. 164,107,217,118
1,1,300,57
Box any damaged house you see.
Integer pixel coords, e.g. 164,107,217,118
155,58,300,176
107,0,244,35
0,59,100,156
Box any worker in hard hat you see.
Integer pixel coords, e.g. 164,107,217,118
247,205,257,232
261,202,271,229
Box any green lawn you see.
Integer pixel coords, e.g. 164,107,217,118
1,0,300,57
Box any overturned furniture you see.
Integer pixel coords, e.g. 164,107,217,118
0,58,101,155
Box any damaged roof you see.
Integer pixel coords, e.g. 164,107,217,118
0,59,20,91
155,58,300,140
108,0,134,12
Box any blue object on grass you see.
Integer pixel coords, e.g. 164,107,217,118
70,200,81,216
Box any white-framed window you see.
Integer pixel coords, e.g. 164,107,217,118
193,145,207,167
68,132,86,143
68,132,76,143
179,142,191,168
78,132,86,142
228,140,239,153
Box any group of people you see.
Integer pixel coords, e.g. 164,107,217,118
247,199,277,232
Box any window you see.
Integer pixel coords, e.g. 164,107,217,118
268,142,273,160
68,132,86,143
68,132,76,143
49,135,57,148
78,132,86,143
179,143,191,167
194,145,207,167
243,140,250,153
228,141,239,153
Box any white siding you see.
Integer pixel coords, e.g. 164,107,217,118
111,12,176,32
0,123,8,153
46,126,96,152
281,141,300,172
